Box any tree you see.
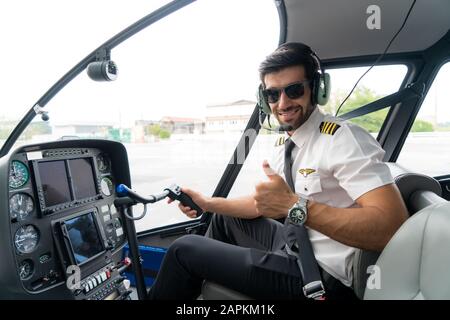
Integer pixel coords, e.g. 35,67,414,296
0,122,14,139
326,86,387,133
146,124,171,139
326,86,435,133
158,130,171,139
411,119,434,132
22,122,52,139
146,124,162,136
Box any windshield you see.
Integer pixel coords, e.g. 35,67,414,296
1,0,279,231
1,0,278,150
0,0,174,149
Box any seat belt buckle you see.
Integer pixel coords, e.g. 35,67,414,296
303,281,326,300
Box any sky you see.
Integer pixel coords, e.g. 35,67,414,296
0,1,165,118
1,0,449,128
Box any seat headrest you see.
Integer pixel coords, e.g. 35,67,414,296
394,173,442,213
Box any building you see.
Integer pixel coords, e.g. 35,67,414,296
205,100,256,133
53,122,114,139
160,116,205,134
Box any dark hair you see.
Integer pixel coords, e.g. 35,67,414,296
259,42,319,86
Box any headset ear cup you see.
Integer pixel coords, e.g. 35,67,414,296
311,72,320,105
316,72,331,105
257,84,272,114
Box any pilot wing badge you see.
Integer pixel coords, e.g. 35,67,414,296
298,168,316,177
319,121,341,135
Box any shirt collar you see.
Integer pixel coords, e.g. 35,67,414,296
286,107,324,148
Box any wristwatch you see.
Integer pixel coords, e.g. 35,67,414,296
287,197,308,225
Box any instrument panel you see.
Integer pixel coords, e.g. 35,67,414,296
1,139,131,299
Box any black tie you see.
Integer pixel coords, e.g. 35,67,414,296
282,137,325,298
284,138,296,192
283,138,298,244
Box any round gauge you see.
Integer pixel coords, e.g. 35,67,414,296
96,153,111,172
18,259,34,280
9,161,29,189
100,177,114,196
14,225,40,254
9,193,34,221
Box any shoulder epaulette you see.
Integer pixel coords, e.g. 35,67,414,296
274,136,286,146
319,121,341,135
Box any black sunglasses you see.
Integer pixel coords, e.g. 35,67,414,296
263,81,309,103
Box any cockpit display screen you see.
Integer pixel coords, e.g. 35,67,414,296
69,158,97,200
65,212,104,264
36,157,98,210
39,160,71,207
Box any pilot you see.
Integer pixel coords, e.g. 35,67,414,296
147,42,409,300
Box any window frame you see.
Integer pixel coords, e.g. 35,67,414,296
396,59,450,178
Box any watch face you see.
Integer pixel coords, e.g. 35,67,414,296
289,208,306,225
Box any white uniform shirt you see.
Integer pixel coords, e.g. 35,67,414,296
270,107,393,287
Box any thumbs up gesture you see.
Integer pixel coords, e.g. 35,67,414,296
254,160,298,219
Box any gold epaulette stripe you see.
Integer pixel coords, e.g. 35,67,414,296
319,121,341,135
274,136,285,146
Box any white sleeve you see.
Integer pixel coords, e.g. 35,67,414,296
326,123,394,201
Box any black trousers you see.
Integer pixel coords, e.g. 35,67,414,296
147,214,357,300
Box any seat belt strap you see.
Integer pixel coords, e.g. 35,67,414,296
284,138,325,300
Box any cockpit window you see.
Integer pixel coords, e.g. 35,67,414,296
0,0,172,150
326,65,408,134
2,0,278,231
397,62,450,176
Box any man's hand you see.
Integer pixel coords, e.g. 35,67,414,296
167,187,210,219
254,160,298,219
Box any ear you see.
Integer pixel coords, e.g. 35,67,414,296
316,72,331,106
257,84,272,114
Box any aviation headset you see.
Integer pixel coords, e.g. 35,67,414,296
257,43,331,115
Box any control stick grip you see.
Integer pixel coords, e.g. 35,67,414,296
165,184,204,217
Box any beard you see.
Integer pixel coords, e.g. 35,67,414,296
274,103,315,131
